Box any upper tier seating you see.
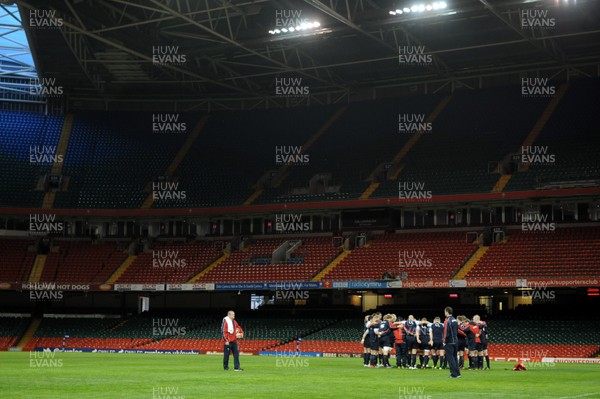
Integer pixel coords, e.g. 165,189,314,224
256,96,441,204
0,111,63,207
506,79,600,191
3,80,598,209
54,112,192,209
372,86,549,198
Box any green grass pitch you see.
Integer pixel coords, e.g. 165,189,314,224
1,352,599,399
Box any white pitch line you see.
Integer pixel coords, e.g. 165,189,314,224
557,393,600,399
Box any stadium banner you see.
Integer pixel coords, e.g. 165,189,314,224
466,278,600,288
165,283,215,291
542,358,600,364
259,351,323,357
113,284,164,291
215,282,322,291
449,280,467,288
331,281,388,289
0,283,111,292
341,209,391,229
33,347,200,355
323,353,363,358
20,282,95,291
399,279,452,289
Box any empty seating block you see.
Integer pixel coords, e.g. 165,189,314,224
198,237,341,282
0,239,36,283
325,232,477,280
40,240,128,284
116,241,222,284
467,227,600,278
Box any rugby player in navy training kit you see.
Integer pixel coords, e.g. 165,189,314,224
403,315,419,369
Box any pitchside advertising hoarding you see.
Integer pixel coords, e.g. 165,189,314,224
2,278,598,293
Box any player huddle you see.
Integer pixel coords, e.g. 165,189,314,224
361,312,490,370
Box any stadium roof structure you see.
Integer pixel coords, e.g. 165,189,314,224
8,0,600,111
0,2,41,104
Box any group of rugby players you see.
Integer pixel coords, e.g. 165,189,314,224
360,312,490,370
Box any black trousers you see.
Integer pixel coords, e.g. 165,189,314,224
444,343,460,377
223,341,240,370
395,342,407,366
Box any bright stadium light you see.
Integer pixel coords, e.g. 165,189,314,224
268,21,322,36
390,2,448,16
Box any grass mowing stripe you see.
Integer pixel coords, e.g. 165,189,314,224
1,352,599,399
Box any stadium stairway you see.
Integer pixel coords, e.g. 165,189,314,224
242,189,263,206
452,246,489,280
105,255,137,284
42,113,74,209
359,182,379,200
28,255,47,283
187,252,230,283
15,317,41,350
491,83,568,192
244,106,347,205
142,115,209,209
311,249,351,282
387,95,451,181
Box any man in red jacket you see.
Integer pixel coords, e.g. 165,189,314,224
222,310,244,371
